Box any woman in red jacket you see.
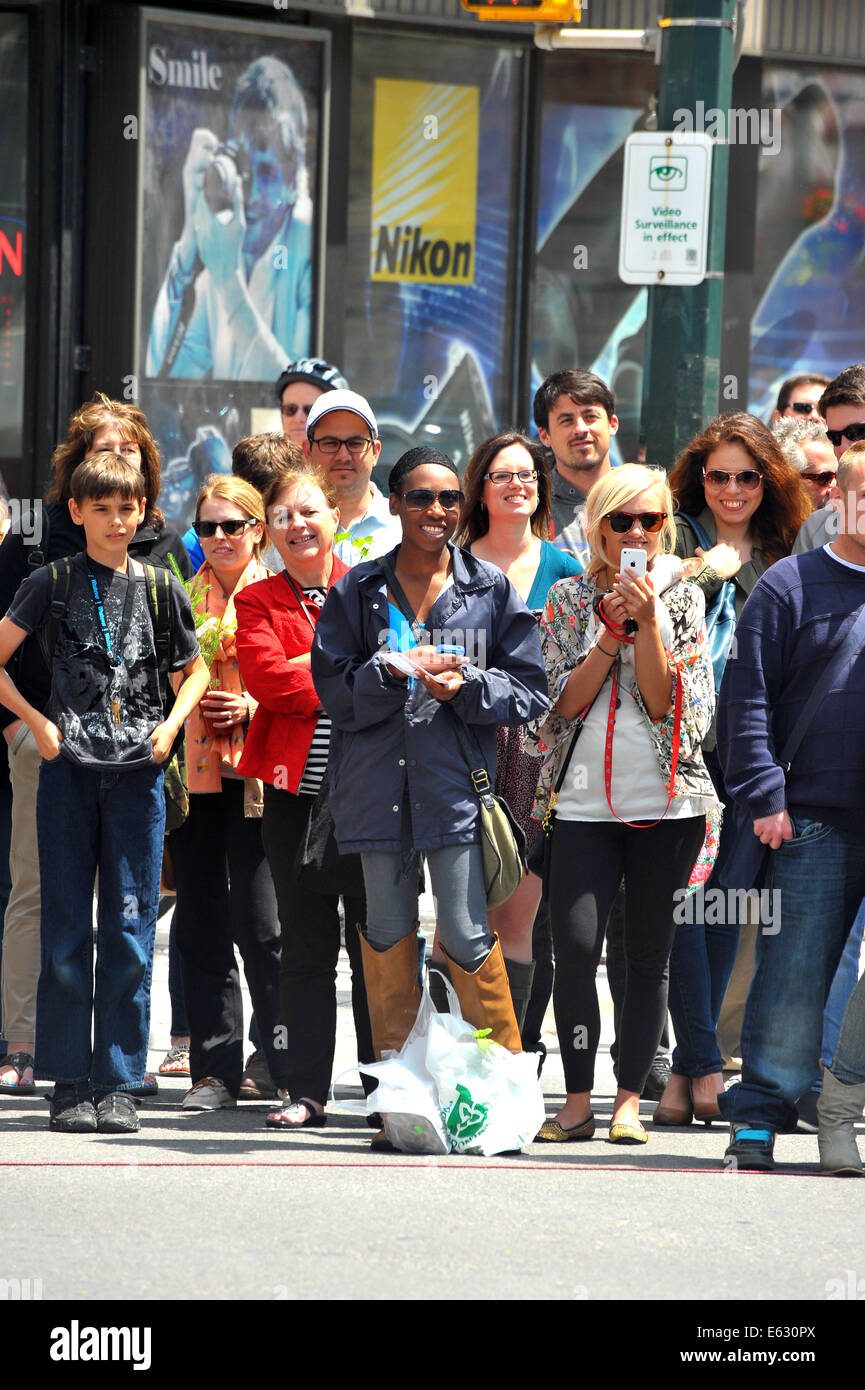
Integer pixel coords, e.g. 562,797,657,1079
235,469,373,1129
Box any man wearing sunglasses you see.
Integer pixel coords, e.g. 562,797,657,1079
275,358,348,458
770,372,829,427
306,389,402,567
793,364,865,553
533,368,618,569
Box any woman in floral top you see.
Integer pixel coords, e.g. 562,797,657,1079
527,465,717,1145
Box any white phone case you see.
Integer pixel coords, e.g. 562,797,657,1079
620,547,648,577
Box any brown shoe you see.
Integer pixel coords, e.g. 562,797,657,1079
238,1052,277,1101
357,928,422,1060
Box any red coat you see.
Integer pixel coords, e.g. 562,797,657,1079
234,557,349,790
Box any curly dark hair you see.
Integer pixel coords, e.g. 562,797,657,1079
668,413,810,565
456,432,551,546
45,393,165,530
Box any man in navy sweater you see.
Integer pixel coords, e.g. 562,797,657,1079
716,442,865,1170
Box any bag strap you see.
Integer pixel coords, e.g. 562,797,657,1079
379,554,427,646
676,511,713,553
777,602,865,772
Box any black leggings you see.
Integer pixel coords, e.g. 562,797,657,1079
549,815,705,1095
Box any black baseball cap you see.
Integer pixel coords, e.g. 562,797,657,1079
275,358,348,401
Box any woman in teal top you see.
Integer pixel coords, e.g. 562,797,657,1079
450,431,582,1031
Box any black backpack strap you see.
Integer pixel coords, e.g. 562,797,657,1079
140,561,173,712
43,557,73,667
26,505,51,572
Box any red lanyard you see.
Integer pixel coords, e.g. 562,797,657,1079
603,663,683,828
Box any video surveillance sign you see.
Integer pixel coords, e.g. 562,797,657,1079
619,132,713,286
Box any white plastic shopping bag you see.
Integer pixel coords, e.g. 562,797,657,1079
358,978,545,1155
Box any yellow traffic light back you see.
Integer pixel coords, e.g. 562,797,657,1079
460,0,581,21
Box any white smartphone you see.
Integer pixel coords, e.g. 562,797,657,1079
620,547,648,578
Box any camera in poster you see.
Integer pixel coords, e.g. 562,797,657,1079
136,13,327,530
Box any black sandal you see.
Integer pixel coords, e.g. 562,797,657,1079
0,1051,36,1096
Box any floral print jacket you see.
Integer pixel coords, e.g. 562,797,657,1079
525,564,719,822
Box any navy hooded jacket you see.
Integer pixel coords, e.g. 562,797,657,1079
310,544,550,854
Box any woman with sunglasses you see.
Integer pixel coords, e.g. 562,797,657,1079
527,465,716,1144
170,475,287,1111
454,431,582,1031
652,414,810,1128
310,446,548,1137
234,468,374,1130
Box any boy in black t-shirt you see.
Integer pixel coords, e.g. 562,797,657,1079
0,454,209,1133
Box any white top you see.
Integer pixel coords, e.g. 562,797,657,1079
332,482,402,568
555,569,699,823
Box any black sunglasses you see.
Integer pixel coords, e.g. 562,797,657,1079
193,518,257,538
402,488,464,511
605,511,667,534
281,402,314,418
788,400,820,415
801,471,836,487
826,423,865,447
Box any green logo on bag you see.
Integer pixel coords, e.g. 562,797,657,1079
445,1084,489,1144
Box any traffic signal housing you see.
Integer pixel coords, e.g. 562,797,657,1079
460,0,582,22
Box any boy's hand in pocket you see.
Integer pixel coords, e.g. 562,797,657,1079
150,722,175,764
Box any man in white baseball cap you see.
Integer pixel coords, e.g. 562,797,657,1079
306,389,401,565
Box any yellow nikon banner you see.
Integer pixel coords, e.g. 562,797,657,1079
370,79,478,285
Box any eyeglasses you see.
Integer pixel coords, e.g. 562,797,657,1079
703,468,763,490
193,518,258,538
800,471,836,487
281,403,314,418
826,423,865,447
310,436,374,455
484,469,538,485
402,488,464,511
788,401,820,415
605,511,668,533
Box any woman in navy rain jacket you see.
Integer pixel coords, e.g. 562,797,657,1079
310,446,549,1091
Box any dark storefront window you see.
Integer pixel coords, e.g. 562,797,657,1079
0,13,28,469
345,30,525,480
532,53,657,463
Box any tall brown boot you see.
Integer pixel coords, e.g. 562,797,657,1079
357,928,422,1060
443,935,522,1053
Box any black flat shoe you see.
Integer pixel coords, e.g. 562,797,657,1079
95,1093,140,1133
50,1086,97,1134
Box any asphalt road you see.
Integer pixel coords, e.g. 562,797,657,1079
1,898,861,1322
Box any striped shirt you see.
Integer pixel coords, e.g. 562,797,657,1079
297,586,331,795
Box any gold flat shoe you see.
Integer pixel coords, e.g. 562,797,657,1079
607,1122,648,1145
535,1113,596,1142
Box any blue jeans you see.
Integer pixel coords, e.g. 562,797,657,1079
668,747,740,1077
719,816,865,1133
35,757,165,1090
821,897,865,1070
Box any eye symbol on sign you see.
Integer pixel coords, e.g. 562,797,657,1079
653,165,681,182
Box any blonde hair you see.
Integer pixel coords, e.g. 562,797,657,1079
584,464,675,579
196,473,266,559
836,441,865,493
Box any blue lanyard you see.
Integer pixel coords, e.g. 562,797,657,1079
87,564,137,668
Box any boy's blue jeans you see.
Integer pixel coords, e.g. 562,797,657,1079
35,756,165,1090
719,816,865,1134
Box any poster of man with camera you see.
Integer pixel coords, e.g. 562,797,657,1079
142,15,326,384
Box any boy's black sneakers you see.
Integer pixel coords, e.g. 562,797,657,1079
49,1084,97,1133
94,1092,140,1133
724,1124,775,1172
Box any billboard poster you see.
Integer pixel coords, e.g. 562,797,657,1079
136,10,329,530
344,34,523,485
0,13,29,477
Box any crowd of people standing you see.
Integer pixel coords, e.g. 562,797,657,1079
1,354,864,1175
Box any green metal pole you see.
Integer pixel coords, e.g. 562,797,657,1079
641,0,737,470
